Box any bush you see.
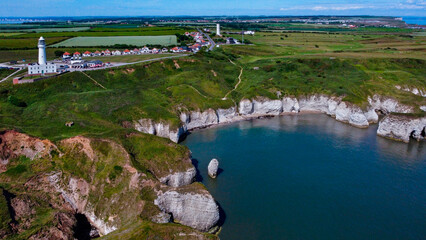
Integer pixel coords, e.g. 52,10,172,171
7,95,27,107
54,50,65,57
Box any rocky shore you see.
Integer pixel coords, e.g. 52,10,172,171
133,94,425,143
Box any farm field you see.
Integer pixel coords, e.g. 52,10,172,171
0,32,24,37
51,35,178,47
85,53,183,63
222,32,426,62
0,37,68,50
9,29,188,38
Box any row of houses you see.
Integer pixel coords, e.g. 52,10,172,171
61,32,211,60
64,46,192,59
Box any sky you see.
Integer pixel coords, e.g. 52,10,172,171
1,0,425,17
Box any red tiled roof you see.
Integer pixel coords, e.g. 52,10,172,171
63,52,70,55
94,50,101,54
84,51,91,54
74,52,80,55
124,49,130,52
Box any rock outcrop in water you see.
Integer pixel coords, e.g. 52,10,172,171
377,115,426,142
208,159,219,178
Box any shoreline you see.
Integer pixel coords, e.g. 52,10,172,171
133,94,425,144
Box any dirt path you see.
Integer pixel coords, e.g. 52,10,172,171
0,68,22,83
81,71,107,90
223,66,243,100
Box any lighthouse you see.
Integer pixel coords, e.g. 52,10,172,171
28,36,57,76
216,24,221,36
38,36,47,65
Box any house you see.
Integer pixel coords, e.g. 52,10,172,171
73,52,81,58
185,32,190,36
104,49,111,56
189,44,201,52
112,50,121,56
63,52,71,59
161,48,168,53
151,48,159,54
93,50,101,56
243,31,255,35
123,49,131,55
140,46,150,54
171,47,180,53
82,51,92,57
226,37,239,44
132,48,140,55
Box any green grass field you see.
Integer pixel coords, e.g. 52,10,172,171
0,37,69,50
0,27,91,33
51,35,178,47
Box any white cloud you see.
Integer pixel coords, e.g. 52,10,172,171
280,1,425,11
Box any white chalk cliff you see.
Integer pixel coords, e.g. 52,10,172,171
133,94,423,143
377,115,426,143
154,184,220,232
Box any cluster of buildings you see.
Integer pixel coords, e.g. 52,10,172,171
27,36,107,76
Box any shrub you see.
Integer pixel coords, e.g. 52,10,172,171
7,95,27,107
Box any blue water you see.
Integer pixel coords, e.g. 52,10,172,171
403,17,426,25
183,114,426,240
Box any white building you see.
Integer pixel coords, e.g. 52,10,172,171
28,37,57,75
244,31,255,35
216,23,221,36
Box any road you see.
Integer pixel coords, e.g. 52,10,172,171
0,67,24,83
68,54,190,72
197,28,216,51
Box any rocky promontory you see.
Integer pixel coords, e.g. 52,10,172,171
0,130,220,239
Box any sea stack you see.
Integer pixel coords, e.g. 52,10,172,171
208,159,219,178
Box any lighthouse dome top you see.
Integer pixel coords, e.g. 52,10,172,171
39,36,45,40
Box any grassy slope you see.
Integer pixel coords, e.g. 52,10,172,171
0,55,237,141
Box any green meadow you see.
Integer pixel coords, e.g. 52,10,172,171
51,35,178,47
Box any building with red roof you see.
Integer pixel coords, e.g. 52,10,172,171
82,51,92,57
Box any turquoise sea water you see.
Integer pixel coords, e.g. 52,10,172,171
183,114,426,240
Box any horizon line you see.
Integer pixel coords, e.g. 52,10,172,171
2,15,425,18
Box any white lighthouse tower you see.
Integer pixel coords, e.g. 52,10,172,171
28,36,57,76
216,24,221,36
38,36,47,65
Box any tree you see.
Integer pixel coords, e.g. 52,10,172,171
54,50,65,57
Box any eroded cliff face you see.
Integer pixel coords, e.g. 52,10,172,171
377,115,426,143
0,132,219,239
132,94,423,143
0,130,58,173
